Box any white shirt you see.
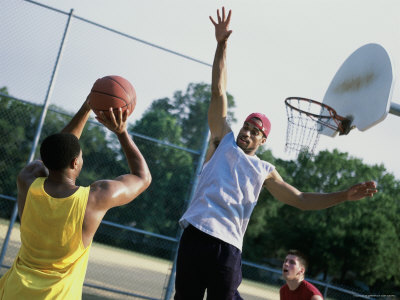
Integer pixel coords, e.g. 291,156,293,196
179,132,275,251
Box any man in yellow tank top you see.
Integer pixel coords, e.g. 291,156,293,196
0,96,151,299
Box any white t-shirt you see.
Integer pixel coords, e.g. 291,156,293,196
179,131,275,251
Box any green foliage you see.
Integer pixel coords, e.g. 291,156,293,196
107,100,195,237
0,88,41,199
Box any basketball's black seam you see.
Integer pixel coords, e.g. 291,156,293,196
104,76,130,105
90,90,130,109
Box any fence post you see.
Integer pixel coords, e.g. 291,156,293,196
0,9,74,269
163,126,210,300
323,282,329,299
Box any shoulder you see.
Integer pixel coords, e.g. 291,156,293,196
264,168,284,186
259,158,275,172
303,280,323,298
87,180,114,209
18,160,48,190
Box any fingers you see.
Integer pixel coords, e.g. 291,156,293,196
347,181,379,201
96,108,125,129
365,180,377,188
209,16,217,26
358,182,378,197
226,9,232,24
109,107,117,125
362,181,378,194
212,7,232,25
122,109,129,123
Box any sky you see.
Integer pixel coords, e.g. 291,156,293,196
3,0,400,180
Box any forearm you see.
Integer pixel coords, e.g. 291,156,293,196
117,130,151,183
61,100,91,138
211,41,228,96
208,41,229,134
266,177,348,211
299,191,348,210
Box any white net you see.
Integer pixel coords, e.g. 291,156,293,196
284,97,339,156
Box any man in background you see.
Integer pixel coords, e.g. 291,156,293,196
280,249,324,300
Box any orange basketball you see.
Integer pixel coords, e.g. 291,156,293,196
89,75,136,118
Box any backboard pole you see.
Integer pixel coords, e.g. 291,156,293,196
390,102,400,117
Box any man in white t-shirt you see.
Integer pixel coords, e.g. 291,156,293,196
174,7,377,300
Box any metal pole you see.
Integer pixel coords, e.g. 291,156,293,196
323,284,329,299
163,126,210,300
0,9,74,269
389,102,400,117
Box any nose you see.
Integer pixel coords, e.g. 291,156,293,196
283,261,289,267
241,128,250,136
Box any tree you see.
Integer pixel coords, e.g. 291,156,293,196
0,88,46,219
170,82,236,150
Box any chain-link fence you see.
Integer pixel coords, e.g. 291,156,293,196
0,1,395,299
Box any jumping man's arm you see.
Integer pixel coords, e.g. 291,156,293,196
206,7,233,161
264,169,377,210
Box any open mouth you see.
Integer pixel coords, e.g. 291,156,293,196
238,136,249,145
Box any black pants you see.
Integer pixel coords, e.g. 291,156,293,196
174,225,243,300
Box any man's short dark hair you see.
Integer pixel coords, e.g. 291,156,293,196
287,249,308,270
40,133,81,171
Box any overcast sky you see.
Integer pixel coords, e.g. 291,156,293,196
4,0,400,179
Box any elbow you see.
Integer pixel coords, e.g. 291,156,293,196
296,193,321,211
296,204,308,211
211,86,224,97
143,172,152,189
295,193,309,211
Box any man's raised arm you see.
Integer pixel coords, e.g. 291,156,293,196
61,95,91,139
208,7,233,142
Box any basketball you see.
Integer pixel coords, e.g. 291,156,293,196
89,75,136,118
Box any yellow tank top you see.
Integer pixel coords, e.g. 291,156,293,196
0,177,91,300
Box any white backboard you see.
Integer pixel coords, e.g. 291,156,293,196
320,43,394,137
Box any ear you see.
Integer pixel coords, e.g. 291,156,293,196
261,136,267,145
70,157,79,170
299,266,305,276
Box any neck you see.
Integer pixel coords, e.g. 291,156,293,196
47,171,76,186
238,143,257,156
286,278,303,291
243,149,256,156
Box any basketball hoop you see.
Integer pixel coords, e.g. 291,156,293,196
284,97,351,156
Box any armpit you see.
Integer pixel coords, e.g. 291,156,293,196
212,137,221,148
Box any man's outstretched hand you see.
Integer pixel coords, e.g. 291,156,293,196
209,7,232,43
346,181,378,201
